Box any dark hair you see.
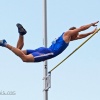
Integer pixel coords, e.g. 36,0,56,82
69,26,76,30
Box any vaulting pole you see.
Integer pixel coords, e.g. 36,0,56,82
43,1,48,100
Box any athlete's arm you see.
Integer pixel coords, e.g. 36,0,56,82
75,27,97,40
68,21,99,36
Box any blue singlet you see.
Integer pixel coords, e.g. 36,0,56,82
26,33,69,62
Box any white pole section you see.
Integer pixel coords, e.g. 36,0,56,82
43,1,48,100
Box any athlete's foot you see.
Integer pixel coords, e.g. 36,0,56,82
0,39,7,47
16,23,27,35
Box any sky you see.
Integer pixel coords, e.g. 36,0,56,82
0,0,100,100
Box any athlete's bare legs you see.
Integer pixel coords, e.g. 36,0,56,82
0,23,35,62
17,35,24,49
16,23,27,54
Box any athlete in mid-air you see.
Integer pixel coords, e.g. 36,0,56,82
0,21,99,62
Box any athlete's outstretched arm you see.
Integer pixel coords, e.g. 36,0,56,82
68,21,99,36
78,21,99,31
75,27,97,40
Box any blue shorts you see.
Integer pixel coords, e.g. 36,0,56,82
26,33,69,62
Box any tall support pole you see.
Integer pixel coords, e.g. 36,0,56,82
43,1,48,100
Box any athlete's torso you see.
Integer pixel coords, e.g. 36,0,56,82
26,33,69,62
48,33,69,56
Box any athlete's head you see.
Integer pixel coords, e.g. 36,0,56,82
69,26,76,30
69,27,78,40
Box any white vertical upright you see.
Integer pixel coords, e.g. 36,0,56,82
43,1,48,100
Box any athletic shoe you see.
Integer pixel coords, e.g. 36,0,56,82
16,23,27,35
0,39,7,47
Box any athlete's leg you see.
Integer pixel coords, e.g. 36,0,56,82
22,50,27,55
0,40,34,62
16,23,27,50
7,44,34,62
16,35,24,49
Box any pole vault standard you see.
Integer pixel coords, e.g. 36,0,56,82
43,1,48,100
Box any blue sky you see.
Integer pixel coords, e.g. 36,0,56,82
0,0,100,100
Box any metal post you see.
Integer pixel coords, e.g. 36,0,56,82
43,1,48,100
